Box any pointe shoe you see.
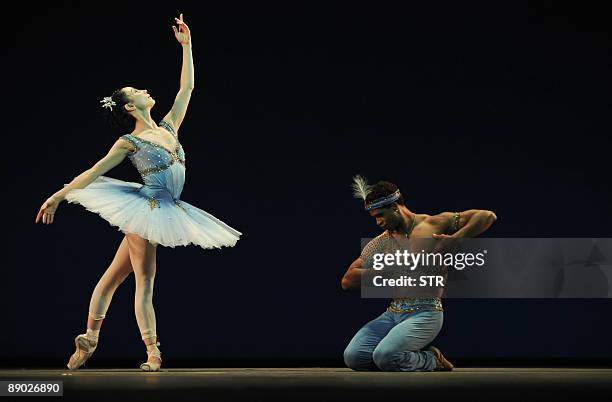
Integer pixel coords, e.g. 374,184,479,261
67,334,97,370
140,343,162,372
428,346,454,371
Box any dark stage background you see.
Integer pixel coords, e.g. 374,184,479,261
3,2,611,366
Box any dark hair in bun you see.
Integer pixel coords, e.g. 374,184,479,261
101,88,135,130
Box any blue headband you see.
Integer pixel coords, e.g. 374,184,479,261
365,190,401,211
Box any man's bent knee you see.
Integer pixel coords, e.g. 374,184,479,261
372,346,403,371
344,347,374,371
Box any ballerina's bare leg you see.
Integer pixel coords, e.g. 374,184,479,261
87,235,134,329
125,232,162,370
67,235,133,369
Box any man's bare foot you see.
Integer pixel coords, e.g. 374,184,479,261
428,346,454,371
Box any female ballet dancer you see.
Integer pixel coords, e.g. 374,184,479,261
34,14,241,372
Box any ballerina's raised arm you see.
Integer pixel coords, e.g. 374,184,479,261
162,13,194,135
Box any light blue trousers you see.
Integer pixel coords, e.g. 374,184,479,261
344,310,444,371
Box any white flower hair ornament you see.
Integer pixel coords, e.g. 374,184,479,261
100,96,117,111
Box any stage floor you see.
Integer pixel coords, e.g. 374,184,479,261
1,367,611,401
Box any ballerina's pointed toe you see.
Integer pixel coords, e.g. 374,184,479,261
66,334,97,370
140,348,162,372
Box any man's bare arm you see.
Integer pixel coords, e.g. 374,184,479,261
341,257,368,290
447,209,497,238
456,209,497,237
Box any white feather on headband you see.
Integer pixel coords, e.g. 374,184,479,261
352,175,372,200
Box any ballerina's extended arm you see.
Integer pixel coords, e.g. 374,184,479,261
163,13,194,134
35,140,134,225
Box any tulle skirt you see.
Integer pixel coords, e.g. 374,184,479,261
63,176,242,249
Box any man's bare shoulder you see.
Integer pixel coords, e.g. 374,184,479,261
424,211,455,222
419,212,457,233
422,211,462,235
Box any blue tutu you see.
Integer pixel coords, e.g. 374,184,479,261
63,120,241,249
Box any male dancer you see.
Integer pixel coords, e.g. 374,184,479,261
341,176,497,371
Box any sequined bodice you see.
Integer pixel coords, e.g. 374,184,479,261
120,120,186,199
